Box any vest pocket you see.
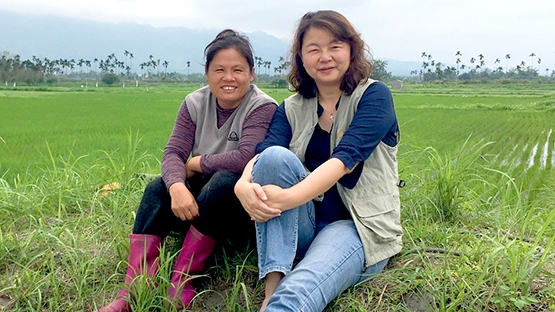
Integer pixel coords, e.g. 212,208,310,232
350,194,401,241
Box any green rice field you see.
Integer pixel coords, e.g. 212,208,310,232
0,82,554,311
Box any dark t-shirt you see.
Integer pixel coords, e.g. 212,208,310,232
256,82,399,227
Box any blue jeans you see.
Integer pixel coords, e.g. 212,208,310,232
253,146,389,312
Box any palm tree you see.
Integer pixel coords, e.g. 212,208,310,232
85,60,91,75
140,62,145,77
108,53,116,69
477,54,484,72
99,60,105,73
42,57,51,75
537,58,541,73
529,53,536,69
105,54,117,74
254,56,264,75
186,61,190,75
420,52,427,82
275,56,290,78
494,58,501,72
150,59,157,76
68,59,75,75
147,55,155,77
129,53,134,76
505,54,511,72
520,60,526,71
118,61,125,75
93,58,98,75
123,50,133,77
124,50,129,70
77,59,85,78
455,51,462,75
31,55,44,78
265,61,271,75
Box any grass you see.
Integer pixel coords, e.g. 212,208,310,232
1,82,554,311
0,84,293,181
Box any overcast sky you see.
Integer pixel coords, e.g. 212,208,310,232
2,0,555,70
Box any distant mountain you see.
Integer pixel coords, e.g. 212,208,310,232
0,11,414,76
0,11,289,75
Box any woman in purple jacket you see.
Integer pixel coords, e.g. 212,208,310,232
99,29,277,311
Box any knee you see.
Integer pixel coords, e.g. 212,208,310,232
254,146,304,178
257,146,295,167
138,177,169,214
144,177,167,196
210,170,239,184
203,171,239,194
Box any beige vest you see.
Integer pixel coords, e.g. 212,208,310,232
187,84,276,156
284,79,403,266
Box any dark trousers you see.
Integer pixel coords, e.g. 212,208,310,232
132,171,254,247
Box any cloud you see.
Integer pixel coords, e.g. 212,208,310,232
1,0,554,67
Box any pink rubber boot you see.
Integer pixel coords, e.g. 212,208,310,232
168,225,216,309
99,234,163,312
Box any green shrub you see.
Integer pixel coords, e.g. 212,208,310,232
101,73,120,86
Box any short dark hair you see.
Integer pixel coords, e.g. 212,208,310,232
204,29,255,73
288,10,372,98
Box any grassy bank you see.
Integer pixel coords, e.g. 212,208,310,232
0,83,554,311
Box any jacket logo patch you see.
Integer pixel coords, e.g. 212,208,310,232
228,131,239,141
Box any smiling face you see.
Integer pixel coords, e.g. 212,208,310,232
300,27,351,91
206,48,255,109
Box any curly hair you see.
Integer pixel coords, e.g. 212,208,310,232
287,10,372,98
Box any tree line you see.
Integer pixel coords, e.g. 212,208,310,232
0,50,179,86
411,51,555,83
5,48,549,87
0,49,293,87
